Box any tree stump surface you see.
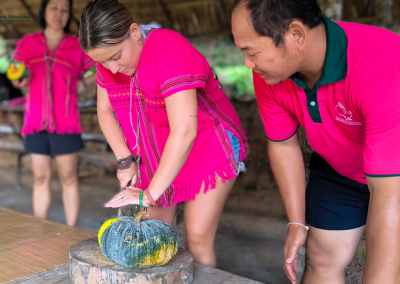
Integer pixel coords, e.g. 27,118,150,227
69,238,193,284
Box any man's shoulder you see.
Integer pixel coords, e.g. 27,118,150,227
338,22,400,68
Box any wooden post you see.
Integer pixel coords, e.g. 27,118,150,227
375,0,393,28
317,0,343,21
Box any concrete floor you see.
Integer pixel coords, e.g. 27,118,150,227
0,153,290,284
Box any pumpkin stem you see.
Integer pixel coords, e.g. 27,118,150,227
134,212,149,223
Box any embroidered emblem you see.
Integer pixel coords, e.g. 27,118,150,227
335,102,361,126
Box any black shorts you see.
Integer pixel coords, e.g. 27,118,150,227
23,131,82,156
306,152,370,231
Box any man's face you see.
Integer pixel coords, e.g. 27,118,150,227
232,5,301,86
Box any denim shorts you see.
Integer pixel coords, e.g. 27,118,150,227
226,129,246,175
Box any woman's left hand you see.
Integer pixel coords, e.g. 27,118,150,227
76,79,86,95
105,187,150,208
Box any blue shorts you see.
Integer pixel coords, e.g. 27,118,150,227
23,131,82,156
226,129,246,175
306,152,370,230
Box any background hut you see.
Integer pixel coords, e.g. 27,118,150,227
0,0,398,39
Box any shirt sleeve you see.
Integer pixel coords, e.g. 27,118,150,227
81,51,96,74
361,67,400,177
155,39,209,98
253,71,299,141
96,62,107,88
12,36,29,64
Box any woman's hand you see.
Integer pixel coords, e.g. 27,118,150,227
105,187,151,208
117,161,138,189
76,79,86,95
11,77,30,89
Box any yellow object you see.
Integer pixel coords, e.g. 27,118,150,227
98,218,119,247
6,62,29,81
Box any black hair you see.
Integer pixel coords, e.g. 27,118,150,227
232,0,322,47
38,0,73,33
79,0,134,52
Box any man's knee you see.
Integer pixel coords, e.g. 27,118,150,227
305,239,353,276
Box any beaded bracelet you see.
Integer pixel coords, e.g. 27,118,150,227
144,187,158,206
139,190,143,207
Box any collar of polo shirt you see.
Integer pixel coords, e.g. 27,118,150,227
290,14,348,123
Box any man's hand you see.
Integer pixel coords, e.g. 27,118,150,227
284,224,308,284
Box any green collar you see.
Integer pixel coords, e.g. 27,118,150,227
290,14,348,91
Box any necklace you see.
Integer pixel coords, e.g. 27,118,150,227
41,31,67,129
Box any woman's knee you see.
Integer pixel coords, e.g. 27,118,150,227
184,227,214,251
33,171,51,186
58,171,78,187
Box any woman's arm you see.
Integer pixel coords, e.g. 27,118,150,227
147,88,198,200
76,74,97,95
83,74,97,85
97,85,136,188
105,88,198,208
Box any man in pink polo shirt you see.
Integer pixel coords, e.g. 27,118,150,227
232,0,400,283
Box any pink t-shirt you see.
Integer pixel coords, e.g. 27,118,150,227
254,15,400,184
13,32,95,136
97,29,247,207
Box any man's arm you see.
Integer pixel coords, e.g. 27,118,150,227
363,176,400,283
268,132,307,284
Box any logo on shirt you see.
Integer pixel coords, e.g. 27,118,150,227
335,102,361,126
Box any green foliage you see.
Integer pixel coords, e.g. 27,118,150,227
214,65,254,98
191,39,255,99
361,251,366,260
0,37,9,74
83,65,97,78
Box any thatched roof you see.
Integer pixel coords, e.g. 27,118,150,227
0,0,398,40
0,0,235,39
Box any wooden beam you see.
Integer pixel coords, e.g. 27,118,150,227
215,0,228,26
157,0,175,29
19,0,39,26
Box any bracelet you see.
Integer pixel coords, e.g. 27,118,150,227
287,223,309,231
117,154,139,170
139,190,143,207
144,187,158,206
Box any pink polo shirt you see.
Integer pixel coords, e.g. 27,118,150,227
254,15,400,184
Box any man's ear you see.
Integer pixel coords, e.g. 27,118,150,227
287,20,307,52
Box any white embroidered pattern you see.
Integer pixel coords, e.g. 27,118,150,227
335,102,361,126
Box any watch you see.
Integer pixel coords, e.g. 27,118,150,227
117,155,139,170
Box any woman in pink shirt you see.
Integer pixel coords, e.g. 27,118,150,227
11,0,96,227
80,0,247,266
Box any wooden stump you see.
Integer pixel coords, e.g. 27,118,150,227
69,238,193,284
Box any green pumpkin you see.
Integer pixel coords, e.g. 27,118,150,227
98,212,178,268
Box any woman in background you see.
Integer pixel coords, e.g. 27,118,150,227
11,0,96,227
